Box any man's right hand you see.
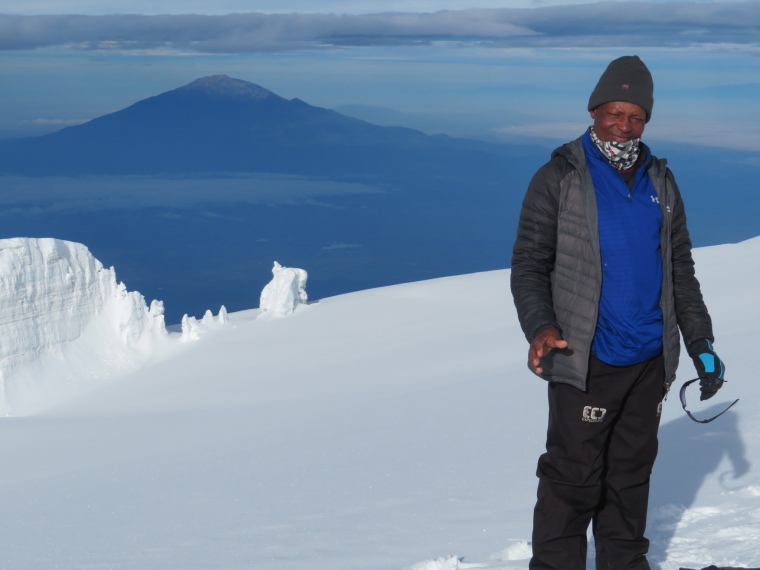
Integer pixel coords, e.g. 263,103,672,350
529,328,568,375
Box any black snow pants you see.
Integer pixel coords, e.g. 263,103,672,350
529,353,665,570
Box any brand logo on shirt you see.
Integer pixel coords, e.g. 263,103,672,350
651,195,660,204
582,406,607,423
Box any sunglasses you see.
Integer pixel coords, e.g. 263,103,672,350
679,377,739,424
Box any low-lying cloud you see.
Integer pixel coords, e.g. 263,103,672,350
1,3,759,52
0,173,384,213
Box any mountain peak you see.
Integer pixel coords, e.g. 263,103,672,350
179,75,280,102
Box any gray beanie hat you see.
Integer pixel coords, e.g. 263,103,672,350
588,55,654,123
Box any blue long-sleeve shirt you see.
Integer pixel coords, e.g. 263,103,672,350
583,131,664,366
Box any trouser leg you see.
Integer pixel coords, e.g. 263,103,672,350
529,354,664,570
530,473,596,570
593,355,664,570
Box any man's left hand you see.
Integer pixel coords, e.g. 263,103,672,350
688,339,725,401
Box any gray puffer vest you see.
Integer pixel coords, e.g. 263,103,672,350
510,136,713,391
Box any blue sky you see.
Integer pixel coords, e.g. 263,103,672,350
1,1,759,151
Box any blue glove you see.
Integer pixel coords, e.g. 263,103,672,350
688,339,725,401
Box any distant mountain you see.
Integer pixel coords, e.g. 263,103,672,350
0,75,549,324
0,75,522,179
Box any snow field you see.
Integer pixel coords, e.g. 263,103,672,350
0,236,757,569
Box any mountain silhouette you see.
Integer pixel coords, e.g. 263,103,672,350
0,75,542,322
0,74,519,178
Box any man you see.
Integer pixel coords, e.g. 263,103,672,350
510,55,726,570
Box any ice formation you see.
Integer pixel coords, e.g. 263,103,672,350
259,261,308,316
180,306,228,342
0,237,167,414
0,241,308,413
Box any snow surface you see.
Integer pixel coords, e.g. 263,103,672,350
0,236,758,569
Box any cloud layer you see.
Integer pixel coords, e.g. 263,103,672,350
1,3,759,52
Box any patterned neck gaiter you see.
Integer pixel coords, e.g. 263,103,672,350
589,126,641,171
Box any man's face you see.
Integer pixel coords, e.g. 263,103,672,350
590,101,646,143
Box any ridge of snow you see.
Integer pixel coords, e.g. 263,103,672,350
0,237,167,415
0,239,308,414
